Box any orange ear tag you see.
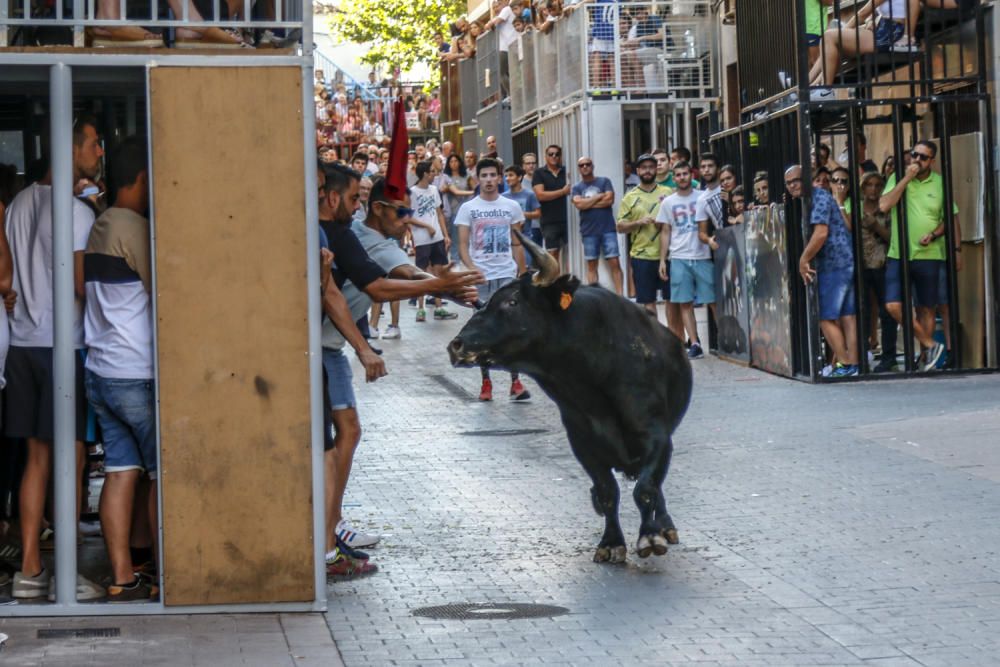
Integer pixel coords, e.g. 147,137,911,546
560,292,573,310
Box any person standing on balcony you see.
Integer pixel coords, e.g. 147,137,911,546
586,0,618,90
571,156,623,294
533,144,571,261
486,0,519,97
620,4,666,89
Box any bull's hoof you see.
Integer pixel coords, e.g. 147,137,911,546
593,545,627,564
665,529,679,545
637,534,668,558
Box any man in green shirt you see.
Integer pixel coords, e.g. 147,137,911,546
617,154,672,318
879,140,960,371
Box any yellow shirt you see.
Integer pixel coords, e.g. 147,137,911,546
618,184,672,260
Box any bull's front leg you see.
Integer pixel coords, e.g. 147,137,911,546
587,465,627,564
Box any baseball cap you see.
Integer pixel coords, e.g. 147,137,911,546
635,153,657,167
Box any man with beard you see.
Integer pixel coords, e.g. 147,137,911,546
616,154,672,318
317,163,482,577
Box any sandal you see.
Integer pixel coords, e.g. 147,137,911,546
175,26,251,49
86,25,164,48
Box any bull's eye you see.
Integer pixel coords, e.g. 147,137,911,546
505,298,518,307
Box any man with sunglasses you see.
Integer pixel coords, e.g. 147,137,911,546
571,156,622,295
789,164,860,378
317,164,483,576
879,140,957,371
532,144,571,261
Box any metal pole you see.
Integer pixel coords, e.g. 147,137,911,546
50,62,78,606
301,63,326,612
649,102,658,153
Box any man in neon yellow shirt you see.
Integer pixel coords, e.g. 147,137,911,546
617,154,672,318
879,140,960,371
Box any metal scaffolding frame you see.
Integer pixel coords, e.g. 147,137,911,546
0,0,326,616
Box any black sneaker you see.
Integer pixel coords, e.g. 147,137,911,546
107,576,155,603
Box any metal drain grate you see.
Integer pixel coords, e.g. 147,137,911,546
413,603,569,620
459,428,548,437
38,628,121,639
429,374,476,401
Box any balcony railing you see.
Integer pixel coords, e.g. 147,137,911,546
506,0,714,120
736,0,985,109
0,0,305,48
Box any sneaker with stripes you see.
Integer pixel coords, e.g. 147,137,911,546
335,519,380,548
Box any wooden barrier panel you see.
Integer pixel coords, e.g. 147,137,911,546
150,67,314,605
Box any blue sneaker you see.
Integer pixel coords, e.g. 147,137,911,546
687,343,705,360
831,363,859,378
920,342,945,372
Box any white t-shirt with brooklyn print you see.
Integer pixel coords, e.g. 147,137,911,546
454,195,525,280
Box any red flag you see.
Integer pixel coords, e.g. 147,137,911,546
384,98,409,202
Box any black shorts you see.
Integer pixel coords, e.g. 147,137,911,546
415,240,448,269
541,223,568,250
321,364,334,452
4,346,88,442
631,257,669,305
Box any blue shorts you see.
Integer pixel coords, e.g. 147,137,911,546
630,257,668,305
874,18,905,52
817,267,857,321
805,33,821,47
670,258,715,305
322,347,356,411
84,370,157,478
582,232,620,261
477,277,514,304
885,258,943,307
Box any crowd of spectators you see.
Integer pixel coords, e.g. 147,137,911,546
313,72,441,161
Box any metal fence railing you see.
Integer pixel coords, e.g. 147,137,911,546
0,0,304,48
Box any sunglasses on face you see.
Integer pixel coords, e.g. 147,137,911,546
376,201,414,218
911,151,933,162
578,162,593,168
547,151,561,157
831,178,849,185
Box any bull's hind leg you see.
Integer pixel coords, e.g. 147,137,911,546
587,466,627,564
633,436,675,558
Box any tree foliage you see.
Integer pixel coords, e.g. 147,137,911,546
323,0,466,74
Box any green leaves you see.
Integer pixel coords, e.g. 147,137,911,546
325,0,465,74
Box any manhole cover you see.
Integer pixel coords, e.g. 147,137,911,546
459,429,548,437
413,603,569,620
38,628,121,639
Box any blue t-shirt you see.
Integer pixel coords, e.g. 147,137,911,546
590,0,617,41
571,177,616,237
811,187,854,273
502,189,541,230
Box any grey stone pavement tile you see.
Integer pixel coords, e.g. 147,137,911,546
0,613,342,666
323,304,1000,666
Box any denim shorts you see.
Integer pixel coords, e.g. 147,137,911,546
630,257,668,305
84,370,157,478
582,232,620,260
670,258,715,305
817,267,857,321
874,18,905,52
322,347,356,411
885,258,943,307
476,277,514,305
805,32,821,47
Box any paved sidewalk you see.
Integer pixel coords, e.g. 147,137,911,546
0,613,342,666
326,302,1000,666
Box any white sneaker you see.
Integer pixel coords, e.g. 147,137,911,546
891,37,919,53
810,87,835,101
778,71,792,89
47,573,106,601
370,327,381,339
12,568,50,599
335,519,380,548
381,325,401,340
79,520,102,536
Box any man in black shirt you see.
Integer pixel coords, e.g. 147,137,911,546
532,144,571,261
317,163,482,576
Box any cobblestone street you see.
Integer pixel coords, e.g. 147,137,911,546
327,304,1000,667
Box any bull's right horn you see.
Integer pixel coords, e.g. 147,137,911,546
514,228,559,286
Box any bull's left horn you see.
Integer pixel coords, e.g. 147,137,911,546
514,228,560,286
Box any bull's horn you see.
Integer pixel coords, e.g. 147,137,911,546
514,228,560,286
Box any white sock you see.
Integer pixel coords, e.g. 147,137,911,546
325,549,339,561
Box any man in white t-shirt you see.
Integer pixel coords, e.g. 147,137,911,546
5,116,104,600
657,160,714,360
410,159,456,322
487,0,519,52
455,157,530,402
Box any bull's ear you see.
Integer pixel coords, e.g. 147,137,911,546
539,275,581,312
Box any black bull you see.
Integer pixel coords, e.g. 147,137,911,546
447,230,693,563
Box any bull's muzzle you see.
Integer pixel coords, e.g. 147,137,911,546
447,337,470,366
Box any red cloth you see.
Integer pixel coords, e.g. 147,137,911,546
384,98,409,201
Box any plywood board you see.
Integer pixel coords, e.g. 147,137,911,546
150,66,313,606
